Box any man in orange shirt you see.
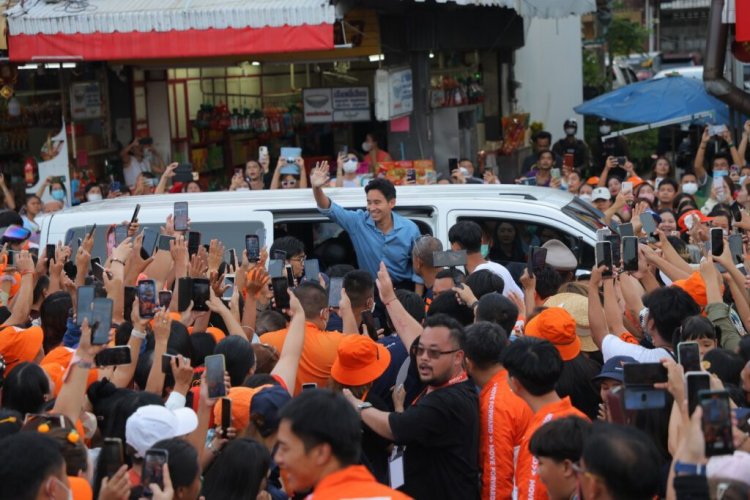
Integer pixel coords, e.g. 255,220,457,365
275,389,410,500
464,321,532,500
260,282,346,395
503,337,589,500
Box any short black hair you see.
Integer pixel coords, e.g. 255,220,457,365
423,313,466,350
343,270,374,309
475,292,519,334
463,322,508,370
502,337,562,396
270,236,305,259
583,424,662,500
326,264,356,279
278,389,361,466
395,289,425,324
643,286,700,347
151,438,200,491
294,282,328,318
533,131,552,143
535,266,562,301
657,178,679,191
0,432,65,500
448,221,483,253
214,336,255,387
365,178,396,201
465,270,504,298
435,268,465,284
529,416,592,462
427,292,474,327
538,150,554,161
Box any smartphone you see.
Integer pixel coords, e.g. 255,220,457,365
621,181,633,195
728,233,743,264
618,222,634,238
406,168,416,183
174,164,193,183
222,275,235,300
339,145,348,157
678,341,701,372
141,449,169,493
177,277,193,312
596,227,611,242
700,390,734,457
735,408,750,433
187,231,201,256
157,235,175,252
124,286,137,323
623,362,668,385
89,257,102,282
361,310,378,340
285,265,296,288
550,168,561,180
76,285,95,327
259,146,269,160
268,259,284,279
161,353,175,374
595,241,613,278
302,383,318,391
130,204,141,225
710,227,724,257
4,250,15,268
616,156,627,166
622,236,639,272
45,243,56,266
686,371,711,416
137,279,158,319
563,153,574,168
100,438,124,479
91,298,114,345
110,181,121,193
527,247,548,276
141,228,159,259
221,398,231,438
328,277,343,308
205,354,227,398
173,202,188,232
87,224,97,238
228,248,238,268
604,234,622,268
114,225,129,246
606,385,629,425
448,158,459,172
432,250,468,268
730,201,743,223
304,259,320,282
95,346,132,367
159,290,172,310
272,277,290,311
245,234,260,262
192,278,210,312
639,213,657,237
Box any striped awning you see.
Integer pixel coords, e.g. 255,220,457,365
4,0,335,62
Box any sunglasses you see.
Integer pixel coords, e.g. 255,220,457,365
410,344,460,360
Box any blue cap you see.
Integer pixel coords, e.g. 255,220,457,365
251,385,291,437
592,355,637,383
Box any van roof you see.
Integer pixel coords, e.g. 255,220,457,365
58,184,577,213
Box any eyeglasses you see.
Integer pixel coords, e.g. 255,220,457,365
410,344,460,360
289,254,306,262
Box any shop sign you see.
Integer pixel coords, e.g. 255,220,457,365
303,87,371,123
375,67,413,121
70,82,102,120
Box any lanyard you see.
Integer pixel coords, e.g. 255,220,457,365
411,371,468,406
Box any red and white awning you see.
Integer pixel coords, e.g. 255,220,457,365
5,0,335,62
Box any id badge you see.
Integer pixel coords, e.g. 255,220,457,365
388,446,405,489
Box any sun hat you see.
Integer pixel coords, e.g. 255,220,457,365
524,307,581,361
331,335,391,386
543,293,597,352
125,405,198,458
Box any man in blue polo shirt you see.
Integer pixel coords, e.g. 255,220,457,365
310,162,421,290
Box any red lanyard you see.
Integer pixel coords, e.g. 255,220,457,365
411,371,468,406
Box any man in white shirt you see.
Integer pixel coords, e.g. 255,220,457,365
447,221,524,299
121,137,164,189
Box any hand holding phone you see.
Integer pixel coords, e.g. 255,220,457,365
205,354,227,398
173,202,188,232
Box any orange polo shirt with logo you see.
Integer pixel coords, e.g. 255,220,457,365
480,369,533,500
515,397,589,500
260,322,344,395
307,465,412,500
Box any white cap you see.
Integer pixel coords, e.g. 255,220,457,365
125,405,198,458
592,187,611,201
542,239,577,271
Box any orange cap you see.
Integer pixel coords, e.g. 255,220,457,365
204,327,226,343
627,176,645,188
68,476,93,500
212,385,271,432
525,308,581,361
672,271,721,307
586,176,600,186
330,336,391,386
0,325,43,373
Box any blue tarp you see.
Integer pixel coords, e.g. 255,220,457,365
574,75,730,125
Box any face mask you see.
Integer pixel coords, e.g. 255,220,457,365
681,182,698,195
599,126,611,135
480,244,490,258
565,127,576,136
343,160,358,173
51,189,65,201
87,193,102,202
579,194,592,203
740,175,747,186
362,141,373,152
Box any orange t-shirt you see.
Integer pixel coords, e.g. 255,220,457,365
307,465,412,500
260,322,344,395
480,369,533,500
515,397,589,500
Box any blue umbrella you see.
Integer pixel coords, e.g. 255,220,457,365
575,75,729,125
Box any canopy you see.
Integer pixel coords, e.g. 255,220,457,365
4,0,335,62
408,0,596,19
574,75,730,126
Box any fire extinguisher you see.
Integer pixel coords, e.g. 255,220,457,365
24,157,38,188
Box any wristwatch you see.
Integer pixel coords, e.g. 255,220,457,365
357,402,373,412
674,461,706,476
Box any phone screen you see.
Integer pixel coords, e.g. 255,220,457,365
192,279,210,312
701,390,734,456
285,265,295,288
728,233,743,264
141,229,159,258
686,372,711,416
622,236,639,272
563,153,574,168
177,277,193,312
221,398,231,437
95,346,132,367
187,231,201,256
618,222,634,238
245,235,260,262
272,277,290,310
130,204,141,225
137,280,157,319
91,298,113,345
161,354,175,374
222,276,235,300
623,362,668,386
639,213,657,236
710,228,724,257
204,354,226,398
76,286,95,327
328,277,344,308
141,449,168,491
114,225,129,246
45,244,56,265
595,241,613,278
678,341,701,372
101,438,124,479
159,290,172,309
268,259,284,278
174,202,188,231
304,259,320,282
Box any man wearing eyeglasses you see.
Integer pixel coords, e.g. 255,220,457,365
342,313,480,500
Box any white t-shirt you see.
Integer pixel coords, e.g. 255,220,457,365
602,334,672,363
473,261,525,299
123,156,151,188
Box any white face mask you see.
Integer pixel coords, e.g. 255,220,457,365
599,126,611,135
682,182,698,195
565,127,576,136
740,175,747,186
87,193,102,202
343,159,358,173
362,141,373,152
579,194,593,203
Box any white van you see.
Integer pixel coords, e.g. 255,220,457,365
39,185,607,272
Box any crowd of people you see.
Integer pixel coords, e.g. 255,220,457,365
0,119,750,500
